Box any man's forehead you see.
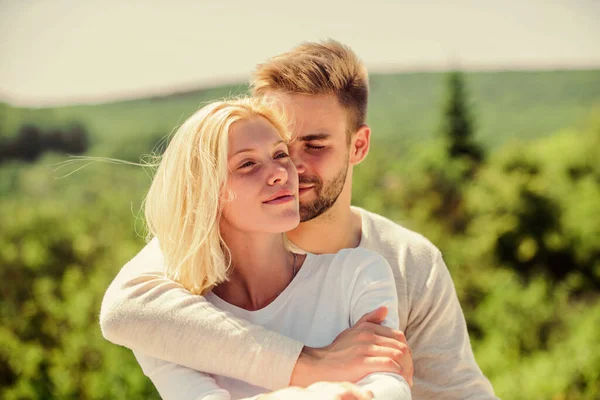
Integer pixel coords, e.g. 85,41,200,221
267,93,346,132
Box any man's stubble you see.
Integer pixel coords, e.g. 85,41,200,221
298,161,349,222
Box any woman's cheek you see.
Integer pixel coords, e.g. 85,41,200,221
287,164,299,186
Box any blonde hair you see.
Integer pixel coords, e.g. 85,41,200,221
251,39,369,135
144,97,291,295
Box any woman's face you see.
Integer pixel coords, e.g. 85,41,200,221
221,116,300,234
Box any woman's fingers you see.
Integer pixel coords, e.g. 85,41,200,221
365,343,413,387
363,356,404,376
346,319,414,386
370,324,411,357
355,306,388,325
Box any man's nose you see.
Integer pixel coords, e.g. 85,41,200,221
289,147,306,175
268,161,289,185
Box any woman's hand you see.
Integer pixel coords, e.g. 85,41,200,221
290,307,413,388
258,381,373,400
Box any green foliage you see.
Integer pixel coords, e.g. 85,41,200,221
465,124,600,287
0,160,159,399
471,274,600,399
0,122,89,165
354,115,600,400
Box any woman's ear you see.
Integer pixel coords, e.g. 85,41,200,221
349,124,371,166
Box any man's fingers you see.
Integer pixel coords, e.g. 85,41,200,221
356,306,388,325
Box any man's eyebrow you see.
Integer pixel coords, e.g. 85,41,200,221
298,133,331,141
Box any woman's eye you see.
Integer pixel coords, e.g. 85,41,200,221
275,152,289,159
239,161,255,169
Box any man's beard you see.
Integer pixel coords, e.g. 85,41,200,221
299,166,348,222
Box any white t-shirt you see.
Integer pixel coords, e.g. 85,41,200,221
133,248,411,400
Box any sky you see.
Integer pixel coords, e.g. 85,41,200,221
1,0,599,106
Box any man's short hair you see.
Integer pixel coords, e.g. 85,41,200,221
251,39,369,135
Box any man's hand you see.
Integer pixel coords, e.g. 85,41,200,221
290,306,413,388
259,382,374,400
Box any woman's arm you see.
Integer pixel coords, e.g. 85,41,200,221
100,239,303,390
347,249,412,400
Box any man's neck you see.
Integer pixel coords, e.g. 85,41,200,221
287,198,362,254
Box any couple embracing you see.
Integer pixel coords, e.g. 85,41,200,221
100,40,496,400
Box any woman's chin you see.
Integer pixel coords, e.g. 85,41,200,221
267,211,300,233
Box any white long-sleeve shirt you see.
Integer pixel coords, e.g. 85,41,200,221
133,249,411,399
100,206,497,399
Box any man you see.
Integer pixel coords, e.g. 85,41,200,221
100,40,496,399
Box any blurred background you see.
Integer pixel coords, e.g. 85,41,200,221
1,0,599,399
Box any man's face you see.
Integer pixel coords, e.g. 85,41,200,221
276,93,352,222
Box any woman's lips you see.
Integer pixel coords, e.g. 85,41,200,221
264,195,295,205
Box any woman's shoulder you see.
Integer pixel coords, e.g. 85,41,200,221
338,247,390,265
310,248,392,280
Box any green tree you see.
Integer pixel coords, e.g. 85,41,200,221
440,71,484,176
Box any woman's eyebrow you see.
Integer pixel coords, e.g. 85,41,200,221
233,139,285,155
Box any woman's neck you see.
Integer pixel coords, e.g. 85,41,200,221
212,228,298,311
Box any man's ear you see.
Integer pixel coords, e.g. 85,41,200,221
349,124,371,166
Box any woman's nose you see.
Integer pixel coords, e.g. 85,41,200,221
268,162,289,185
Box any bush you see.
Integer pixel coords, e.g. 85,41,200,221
0,160,159,399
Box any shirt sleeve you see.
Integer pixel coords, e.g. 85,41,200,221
99,239,304,390
133,350,263,400
348,249,412,400
406,251,498,399
133,350,231,400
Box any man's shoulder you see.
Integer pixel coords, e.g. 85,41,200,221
354,206,442,273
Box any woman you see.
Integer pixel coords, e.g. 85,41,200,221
134,97,410,399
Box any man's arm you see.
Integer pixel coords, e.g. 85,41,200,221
133,350,233,400
134,350,374,400
100,239,303,390
406,251,497,399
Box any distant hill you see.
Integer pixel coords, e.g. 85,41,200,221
2,69,599,158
